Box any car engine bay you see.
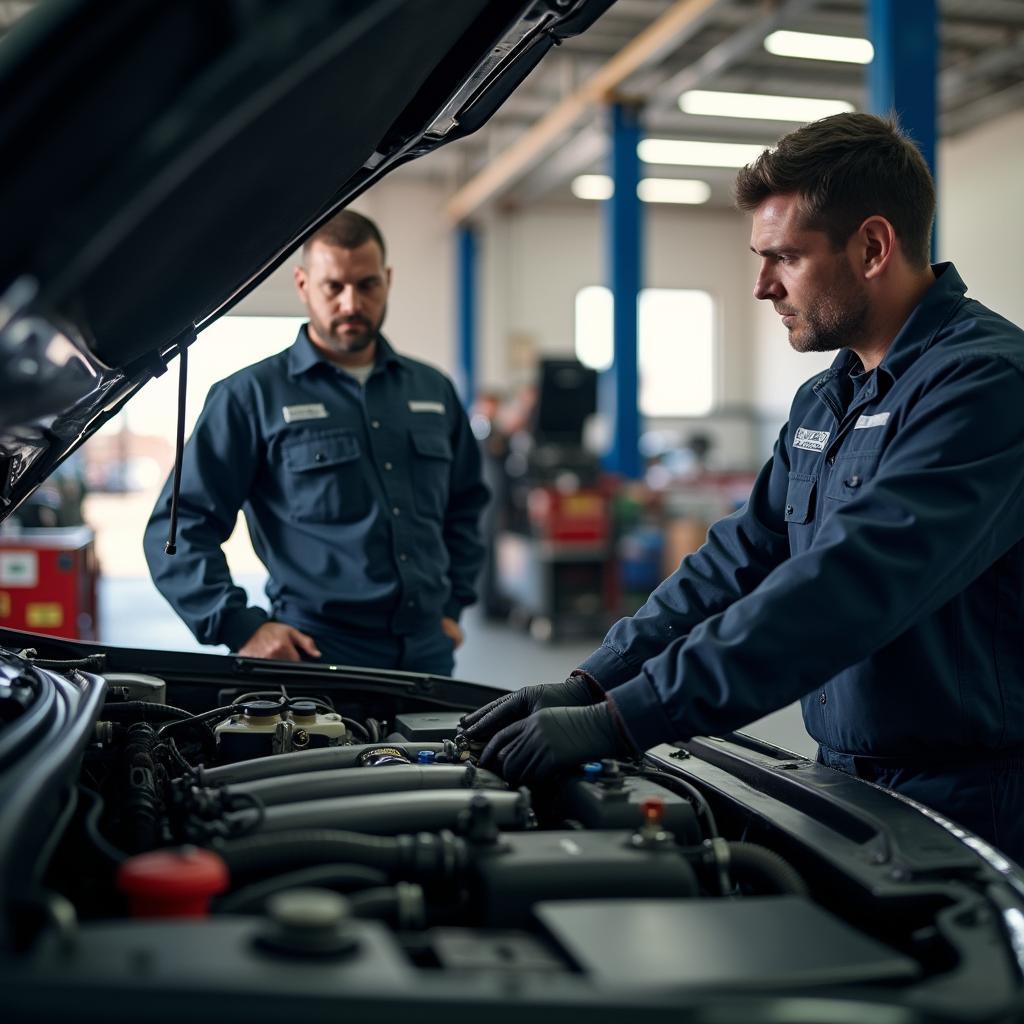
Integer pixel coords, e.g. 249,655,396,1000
1,641,1023,1023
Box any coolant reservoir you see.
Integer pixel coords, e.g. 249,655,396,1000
214,699,347,763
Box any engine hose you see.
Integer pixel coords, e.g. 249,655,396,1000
228,764,504,807
194,742,448,785
215,828,467,883
99,701,192,723
236,789,529,836
214,864,389,914
121,723,161,853
348,883,425,929
726,841,808,897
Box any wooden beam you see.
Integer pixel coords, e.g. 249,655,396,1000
444,0,721,224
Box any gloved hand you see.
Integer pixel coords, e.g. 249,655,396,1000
460,672,602,745
479,702,634,785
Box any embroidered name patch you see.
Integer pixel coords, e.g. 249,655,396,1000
793,427,830,452
855,411,890,430
408,400,445,414
283,403,328,423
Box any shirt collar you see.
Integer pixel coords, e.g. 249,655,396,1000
287,325,405,379
812,261,968,394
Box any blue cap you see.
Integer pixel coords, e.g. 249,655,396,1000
417,750,437,764
582,761,603,777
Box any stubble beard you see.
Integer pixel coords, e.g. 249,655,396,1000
785,267,870,355
311,307,386,358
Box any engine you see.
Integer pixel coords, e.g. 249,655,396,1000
3,646,1022,1024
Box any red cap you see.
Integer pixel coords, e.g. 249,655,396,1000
117,847,229,918
640,796,665,827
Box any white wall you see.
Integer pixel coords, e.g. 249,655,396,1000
938,107,1024,330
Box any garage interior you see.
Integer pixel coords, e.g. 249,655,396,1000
2,0,1023,759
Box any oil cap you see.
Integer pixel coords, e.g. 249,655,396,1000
256,888,359,958
117,847,229,918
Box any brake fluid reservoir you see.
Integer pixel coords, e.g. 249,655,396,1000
213,700,347,763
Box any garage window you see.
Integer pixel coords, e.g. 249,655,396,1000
574,287,715,417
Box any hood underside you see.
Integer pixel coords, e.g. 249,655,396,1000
0,0,613,518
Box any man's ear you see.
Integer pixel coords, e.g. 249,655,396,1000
293,264,308,300
385,266,393,288
859,215,897,280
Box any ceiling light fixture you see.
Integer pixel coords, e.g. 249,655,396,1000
764,30,874,64
571,175,711,205
637,138,765,168
637,178,711,204
571,174,614,200
679,89,854,122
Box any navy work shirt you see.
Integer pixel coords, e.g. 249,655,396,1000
144,328,488,651
582,264,1024,760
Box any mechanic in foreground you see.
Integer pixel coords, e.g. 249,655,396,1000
145,211,488,674
462,113,1024,861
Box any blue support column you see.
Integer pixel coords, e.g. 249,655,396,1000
601,102,643,480
455,224,477,408
868,0,938,253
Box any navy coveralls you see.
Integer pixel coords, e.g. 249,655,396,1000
581,265,1024,860
144,329,488,674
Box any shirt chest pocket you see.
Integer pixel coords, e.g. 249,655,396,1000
410,430,452,520
823,449,881,504
282,430,368,524
785,473,816,553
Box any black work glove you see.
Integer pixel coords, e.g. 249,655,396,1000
479,702,633,785
460,672,602,745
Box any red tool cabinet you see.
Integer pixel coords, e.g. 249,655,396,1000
0,526,100,640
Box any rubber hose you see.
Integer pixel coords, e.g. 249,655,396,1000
230,764,502,807
197,742,447,785
239,789,527,836
728,841,808,896
99,701,192,723
214,864,388,914
215,828,465,882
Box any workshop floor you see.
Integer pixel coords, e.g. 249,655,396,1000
97,574,815,758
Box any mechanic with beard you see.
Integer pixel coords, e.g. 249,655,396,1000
145,210,488,674
462,113,1024,861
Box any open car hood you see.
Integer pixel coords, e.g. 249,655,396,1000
0,0,613,520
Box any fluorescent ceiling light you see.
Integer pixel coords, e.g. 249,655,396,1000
679,89,854,122
571,175,711,205
571,174,614,200
764,30,874,64
638,138,765,168
637,178,711,204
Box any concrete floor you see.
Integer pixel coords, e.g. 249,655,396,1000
98,574,815,758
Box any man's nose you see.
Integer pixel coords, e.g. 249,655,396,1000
337,285,361,313
753,265,780,301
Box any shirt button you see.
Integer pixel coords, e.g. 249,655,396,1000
314,452,325,462
785,504,794,516
407,600,415,608
371,420,381,429
846,475,861,487
827,455,836,466
384,461,393,471
392,507,401,516
399,553,408,561
819,692,827,705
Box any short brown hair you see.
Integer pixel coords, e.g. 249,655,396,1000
734,112,935,268
303,209,386,262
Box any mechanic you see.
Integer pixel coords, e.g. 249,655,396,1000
462,112,1024,862
144,210,488,674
